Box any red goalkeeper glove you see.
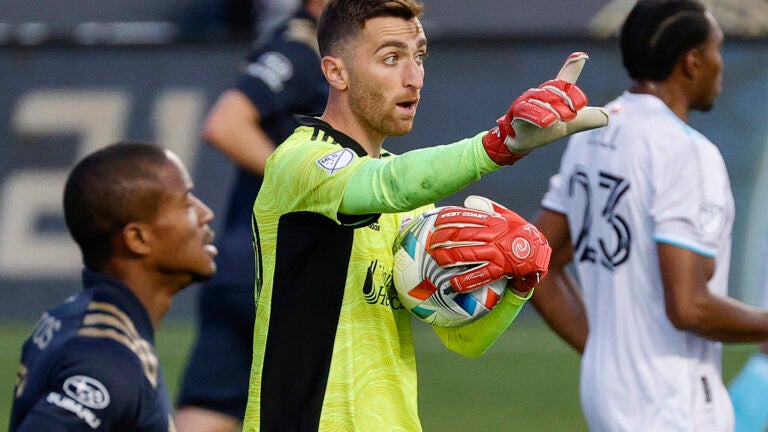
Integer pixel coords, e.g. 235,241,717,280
483,52,610,165
426,195,551,294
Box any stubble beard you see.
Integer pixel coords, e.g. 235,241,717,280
348,76,412,139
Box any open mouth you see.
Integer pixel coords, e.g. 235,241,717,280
203,230,218,256
397,100,418,113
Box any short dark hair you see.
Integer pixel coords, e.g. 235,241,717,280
63,142,169,270
620,0,711,81
317,0,424,57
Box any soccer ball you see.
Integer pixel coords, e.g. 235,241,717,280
393,207,507,328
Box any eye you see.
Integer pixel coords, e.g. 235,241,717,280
415,52,428,65
185,194,196,208
383,54,398,65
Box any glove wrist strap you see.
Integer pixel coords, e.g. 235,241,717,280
481,126,528,166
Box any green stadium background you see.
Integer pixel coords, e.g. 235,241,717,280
1,0,766,430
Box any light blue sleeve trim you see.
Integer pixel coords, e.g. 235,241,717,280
654,236,717,258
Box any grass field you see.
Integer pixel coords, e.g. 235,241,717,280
0,319,757,431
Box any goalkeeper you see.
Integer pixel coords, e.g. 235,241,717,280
243,0,608,431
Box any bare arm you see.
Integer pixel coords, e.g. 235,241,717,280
659,243,768,342
202,89,276,176
530,209,589,353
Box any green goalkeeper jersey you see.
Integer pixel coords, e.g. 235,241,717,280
244,116,531,432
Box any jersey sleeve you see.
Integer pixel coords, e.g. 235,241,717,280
267,131,501,225
341,132,502,215
432,289,532,358
650,130,725,257
16,340,158,431
540,136,577,214
235,41,320,118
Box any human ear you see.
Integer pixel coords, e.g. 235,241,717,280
122,222,151,256
681,48,702,80
321,56,348,91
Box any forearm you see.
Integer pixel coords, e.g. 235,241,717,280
340,133,500,215
530,268,588,353
683,294,768,343
659,243,768,343
531,208,587,352
433,288,532,358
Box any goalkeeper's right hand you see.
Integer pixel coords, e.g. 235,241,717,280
482,52,610,166
427,195,551,294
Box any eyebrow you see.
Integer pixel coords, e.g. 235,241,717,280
178,188,193,202
375,37,427,53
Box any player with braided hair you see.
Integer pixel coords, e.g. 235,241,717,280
531,1,768,430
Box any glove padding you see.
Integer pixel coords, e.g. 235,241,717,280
483,52,609,165
426,195,551,294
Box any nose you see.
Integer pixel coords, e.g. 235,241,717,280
403,59,424,89
193,195,215,224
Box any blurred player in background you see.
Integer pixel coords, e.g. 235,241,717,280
9,142,217,431
244,0,609,430
531,1,768,430
174,1,329,431
253,0,300,46
728,230,768,432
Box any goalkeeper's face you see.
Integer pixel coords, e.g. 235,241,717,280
344,16,427,140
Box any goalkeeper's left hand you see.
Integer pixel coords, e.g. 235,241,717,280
427,195,551,294
482,52,610,166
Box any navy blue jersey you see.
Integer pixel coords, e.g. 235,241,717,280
213,9,328,286
10,270,174,432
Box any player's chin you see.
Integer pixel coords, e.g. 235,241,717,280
388,120,415,137
191,248,218,282
191,262,217,283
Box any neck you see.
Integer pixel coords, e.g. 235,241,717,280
320,99,385,158
100,262,179,329
630,81,690,123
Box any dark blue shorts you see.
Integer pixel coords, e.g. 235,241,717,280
177,282,255,419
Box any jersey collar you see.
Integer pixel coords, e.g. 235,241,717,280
294,115,370,157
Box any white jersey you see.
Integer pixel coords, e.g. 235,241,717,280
542,92,735,431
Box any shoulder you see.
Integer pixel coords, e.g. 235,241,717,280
271,125,356,172
58,336,151,386
281,16,320,55
238,38,321,97
30,339,161,430
38,339,148,408
251,15,320,64
264,120,372,203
